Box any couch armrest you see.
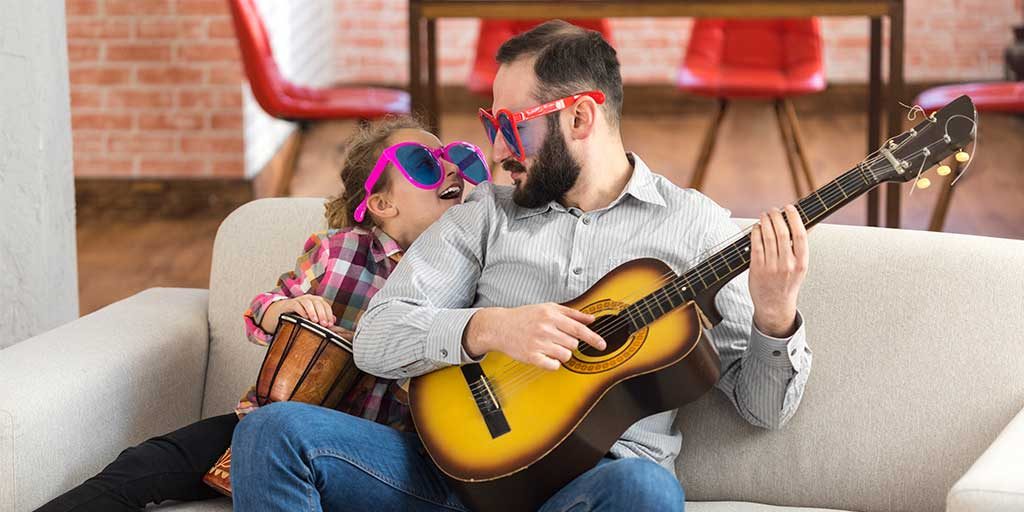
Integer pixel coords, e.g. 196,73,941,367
947,406,1024,511
0,288,210,511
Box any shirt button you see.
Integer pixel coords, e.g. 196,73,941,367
440,348,448,358
772,350,782,357
573,267,582,275
582,216,591,225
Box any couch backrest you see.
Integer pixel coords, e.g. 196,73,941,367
207,198,1024,512
206,197,328,418
675,223,1024,511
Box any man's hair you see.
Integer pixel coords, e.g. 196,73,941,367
496,20,623,127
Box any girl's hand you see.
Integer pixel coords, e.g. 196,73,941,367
261,294,337,333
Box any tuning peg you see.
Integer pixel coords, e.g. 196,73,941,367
955,151,970,163
916,177,931,189
937,165,952,176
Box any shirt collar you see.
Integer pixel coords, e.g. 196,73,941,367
621,153,668,208
512,152,666,220
369,226,404,263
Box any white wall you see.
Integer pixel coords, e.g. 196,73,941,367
243,0,336,178
0,0,79,348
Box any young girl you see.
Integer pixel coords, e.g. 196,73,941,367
37,116,490,511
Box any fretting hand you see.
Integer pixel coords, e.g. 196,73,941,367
748,205,808,338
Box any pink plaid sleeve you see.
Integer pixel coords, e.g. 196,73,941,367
243,232,330,345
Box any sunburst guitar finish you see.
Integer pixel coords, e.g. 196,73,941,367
411,259,721,511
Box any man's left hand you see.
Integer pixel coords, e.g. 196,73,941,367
749,205,808,338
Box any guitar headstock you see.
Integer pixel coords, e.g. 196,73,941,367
866,94,977,186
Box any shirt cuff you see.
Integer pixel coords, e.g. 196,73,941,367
748,310,809,370
426,307,483,367
252,294,289,327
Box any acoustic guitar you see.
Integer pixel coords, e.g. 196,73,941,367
410,95,978,511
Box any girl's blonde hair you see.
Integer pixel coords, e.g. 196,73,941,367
324,115,426,229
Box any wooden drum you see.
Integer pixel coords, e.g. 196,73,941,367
255,313,361,409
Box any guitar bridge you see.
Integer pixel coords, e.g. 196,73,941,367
461,363,511,439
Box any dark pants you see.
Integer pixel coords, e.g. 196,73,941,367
36,413,238,512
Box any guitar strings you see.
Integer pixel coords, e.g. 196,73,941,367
475,150,909,401
479,101,952,388
470,112,977,405
472,129,934,402
573,106,979,345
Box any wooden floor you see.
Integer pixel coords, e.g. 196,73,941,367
77,104,1024,315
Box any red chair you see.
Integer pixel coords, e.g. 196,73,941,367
914,81,1024,231
468,19,614,96
228,0,410,196
678,18,825,197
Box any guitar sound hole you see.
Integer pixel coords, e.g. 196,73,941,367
577,314,633,358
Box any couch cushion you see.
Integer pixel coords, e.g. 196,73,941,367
676,225,1024,511
145,498,850,511
147,498,231,510
205,198,329,418
205,199,1024,511
689,503,851,512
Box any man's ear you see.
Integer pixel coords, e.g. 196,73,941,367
568,98,599,141
366,192,398,221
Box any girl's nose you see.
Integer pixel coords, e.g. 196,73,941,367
441,159,459,176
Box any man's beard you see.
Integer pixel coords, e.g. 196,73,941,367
503,119,581,209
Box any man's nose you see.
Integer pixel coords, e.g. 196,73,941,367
492,133,514,163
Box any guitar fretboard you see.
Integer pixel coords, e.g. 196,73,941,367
619,165,880,330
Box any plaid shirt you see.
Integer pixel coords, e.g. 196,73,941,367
237,226,413,432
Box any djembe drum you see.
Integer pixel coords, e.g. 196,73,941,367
204,313,362,496
254,313,360,408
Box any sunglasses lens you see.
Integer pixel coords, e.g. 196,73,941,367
394,145,442,187
480,115,498,143
497,113,522,158
447,143,490,185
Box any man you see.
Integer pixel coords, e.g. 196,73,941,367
231,20,812,511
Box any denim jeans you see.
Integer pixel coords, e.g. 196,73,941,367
231,402,684,511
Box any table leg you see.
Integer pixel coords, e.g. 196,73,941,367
408,1,424,121
427,18,440,135
867,16,882,227
886,1,905,228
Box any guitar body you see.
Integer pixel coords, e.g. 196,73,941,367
410,259,722,511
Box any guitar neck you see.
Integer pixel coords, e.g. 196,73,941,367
620,165,881,328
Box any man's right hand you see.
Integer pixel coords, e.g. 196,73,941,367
463,303,607,371
260,295,337,334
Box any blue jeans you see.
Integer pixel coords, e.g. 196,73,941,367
231,402,684,511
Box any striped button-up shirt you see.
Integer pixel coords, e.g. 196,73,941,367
239,226,414,432
355,153,812,470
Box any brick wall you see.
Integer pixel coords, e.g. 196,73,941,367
68,0,1021,179
67,0,245,178
335,0,1022,85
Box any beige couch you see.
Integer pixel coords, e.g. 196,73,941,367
2,198,1023,512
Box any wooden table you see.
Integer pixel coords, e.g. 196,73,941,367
408,0,905,228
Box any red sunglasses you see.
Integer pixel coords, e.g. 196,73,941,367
478,90,606,162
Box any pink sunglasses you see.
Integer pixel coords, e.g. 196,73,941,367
353,141,491,223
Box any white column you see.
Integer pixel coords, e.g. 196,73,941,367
0,0,79,348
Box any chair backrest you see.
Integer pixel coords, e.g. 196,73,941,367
685,18,822,73
227,0,295,119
